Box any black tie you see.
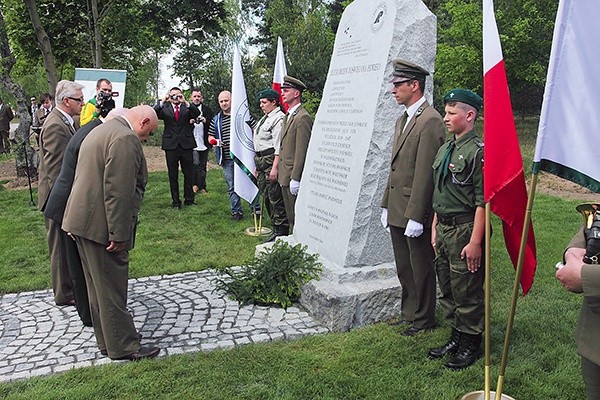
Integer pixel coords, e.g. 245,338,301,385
437,140,456,190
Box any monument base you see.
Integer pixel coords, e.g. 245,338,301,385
257,237,402,332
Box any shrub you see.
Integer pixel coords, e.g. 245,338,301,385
214,241,323,308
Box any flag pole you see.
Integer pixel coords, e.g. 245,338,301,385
496,172,539,398
484,202,492,400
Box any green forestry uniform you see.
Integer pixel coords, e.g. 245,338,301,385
432,129,485,335
427,88,485,370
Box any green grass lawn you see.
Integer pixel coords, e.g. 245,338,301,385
0,127,592,398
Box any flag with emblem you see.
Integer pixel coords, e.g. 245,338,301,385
230,43,259,204
272,37,288,112
483,0,537,294
533,0,600,192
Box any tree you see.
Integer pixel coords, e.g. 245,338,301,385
434,0,558,114
22,0,58,94
0,4,37,178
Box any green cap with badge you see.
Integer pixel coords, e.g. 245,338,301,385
256,88,280,101
443,88,483,111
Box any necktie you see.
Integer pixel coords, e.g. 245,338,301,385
174,104,180,122
45,108,49,116
437,140,456,190
400,111,409,132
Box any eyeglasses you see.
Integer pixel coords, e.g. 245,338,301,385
67,97,84,103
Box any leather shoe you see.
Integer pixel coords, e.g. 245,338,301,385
112,346,160,361
401,325,433,337
388,319,411,326
171,203,181,209
56,299,76,307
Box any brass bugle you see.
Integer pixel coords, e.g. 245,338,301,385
575,202,600,229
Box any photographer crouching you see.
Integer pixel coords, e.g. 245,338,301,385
81,78,118,126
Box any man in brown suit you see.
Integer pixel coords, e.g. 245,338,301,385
0,96,14,154
62,105,160,361
557,229,600,399
381,60,445,336
38,80,85,306
277,75,313,233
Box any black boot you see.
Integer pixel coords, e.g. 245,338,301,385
444,332,482,370
428,328,460,359
263,226,288,243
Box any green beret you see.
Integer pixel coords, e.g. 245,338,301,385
443,88,483,111
391,59,429,83
281,75,307,91
256,88,279,101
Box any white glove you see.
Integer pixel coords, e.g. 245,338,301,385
290,179,300,196
405,219,424,238
380,208,390,233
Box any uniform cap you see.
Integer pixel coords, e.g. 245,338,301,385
256,88,280,101
391,59,429,83
281,75,307,91
443,88,483,111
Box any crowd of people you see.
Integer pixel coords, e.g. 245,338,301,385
19,73,313,362
3,61,596,397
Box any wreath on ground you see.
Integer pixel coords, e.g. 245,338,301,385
214,241,323,309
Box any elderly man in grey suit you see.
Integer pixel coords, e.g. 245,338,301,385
277,75,313,233
63,105,160,361
381,60,445,337
38,80,85,306
44,108,128,327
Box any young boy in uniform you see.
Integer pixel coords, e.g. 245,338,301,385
428,89,485,370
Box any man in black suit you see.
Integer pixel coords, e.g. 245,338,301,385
154,87,200,208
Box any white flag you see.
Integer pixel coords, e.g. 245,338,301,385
533,0,600,192
230,44,259,204
273,36,287,109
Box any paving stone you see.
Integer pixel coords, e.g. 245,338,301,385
0,270,327,382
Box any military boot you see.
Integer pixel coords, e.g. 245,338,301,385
263,226,289,243
428,328,460,359
444,332,482,370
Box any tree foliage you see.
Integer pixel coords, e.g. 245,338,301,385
434,0,558,114
1,0,561,116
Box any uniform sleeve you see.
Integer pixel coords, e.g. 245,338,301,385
104,135,143,243
291,113,313,182
271,115,284,155
472,145,485,207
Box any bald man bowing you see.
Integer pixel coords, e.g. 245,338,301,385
63,105,160,361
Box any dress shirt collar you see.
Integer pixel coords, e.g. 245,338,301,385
56,107,74,128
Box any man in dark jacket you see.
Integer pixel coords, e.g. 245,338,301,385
154,87,200,208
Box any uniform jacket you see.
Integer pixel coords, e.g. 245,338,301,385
381,101,445,228
38,108,76,211
0,103,14,131
62,117,147,250
277,105,313,186
43,118,103,224
33,107,52,130
567,229,600,366
155,102,200,150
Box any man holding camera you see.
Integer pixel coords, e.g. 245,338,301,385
155,87,200,208
81,78,115,126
